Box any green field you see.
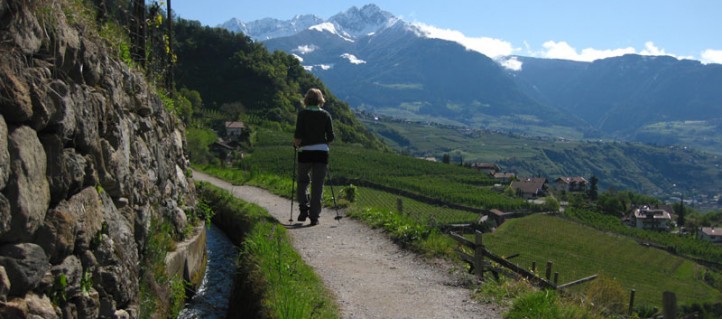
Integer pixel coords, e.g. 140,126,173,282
484,214,721,307
362,118,722,211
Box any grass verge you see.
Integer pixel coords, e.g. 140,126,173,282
197,182,339,319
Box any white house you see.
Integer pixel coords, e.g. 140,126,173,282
700,227,722,243
633,206,673,231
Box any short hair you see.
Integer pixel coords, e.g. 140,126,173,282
303,88,325,106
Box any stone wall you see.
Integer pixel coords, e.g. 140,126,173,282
0,0,196,318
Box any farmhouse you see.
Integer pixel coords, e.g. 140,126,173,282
632,205,673,231
493,172,516,184
224,121,246,137
488,209,518,226
700,227,722,243
510,178,548,199
554,176,588,193
470,162,500,175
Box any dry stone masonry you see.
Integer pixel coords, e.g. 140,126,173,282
0,0,196,317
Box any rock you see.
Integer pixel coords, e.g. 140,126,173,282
2,126,50,242
34,207,76,264
0,115,9,189
0,265,9,302
41,134,86,205
28,61,55,130
0,56,33,123
0,243,49,297
8,3,43,55
114,309,130,319
46,80,77,141
26,292,59,319
72,287,99,319
0,296,28,318
62,187,103,253
80,38,103,86
0,193,9,237
51,255,82,298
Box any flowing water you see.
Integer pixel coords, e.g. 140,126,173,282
178,224,238,319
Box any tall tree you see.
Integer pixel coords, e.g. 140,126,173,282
588,175,599,201
677,194,686,227
130,0,146,67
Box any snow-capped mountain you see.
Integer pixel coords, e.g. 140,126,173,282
220,4,400,42
219,4,722,143
218,14,323,41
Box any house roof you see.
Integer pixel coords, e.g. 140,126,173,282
633,206,672,220
701,227,722,237
493,172,516,179
511,178,547,195
555,176,588,184
470,163,500,170
225,121,245,129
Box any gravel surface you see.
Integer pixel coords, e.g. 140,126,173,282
193,171,503,319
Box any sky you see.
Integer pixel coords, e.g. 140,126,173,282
171,0,722,65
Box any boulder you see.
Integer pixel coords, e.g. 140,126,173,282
0,56,33,123
34,207,76,264
0,115,8,189
41,134,86,205
26,292,59,319
0,265,9,301
0,243,49,297
8,2,43,55
2,126,50,242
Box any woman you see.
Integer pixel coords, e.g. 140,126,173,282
293,88,335,226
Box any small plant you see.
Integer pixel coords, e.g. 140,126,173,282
80,269,93,295
49,274,68,305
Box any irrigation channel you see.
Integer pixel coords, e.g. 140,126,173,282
178,224,238,319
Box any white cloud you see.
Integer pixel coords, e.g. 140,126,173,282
340,53,367,64
533,41,698,62
294,45,317,55
500,56,522,71
412,22,516,59
701,49,722,64
539,41,635,62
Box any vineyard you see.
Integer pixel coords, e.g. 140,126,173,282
197,127,722,312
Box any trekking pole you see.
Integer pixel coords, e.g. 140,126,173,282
289,147,297,223
327,167,343,222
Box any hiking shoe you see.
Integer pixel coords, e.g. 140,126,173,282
297,211,308,222
309,219,319,226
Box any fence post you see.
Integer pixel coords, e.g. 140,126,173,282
662,291,677,319
545,261,553,281
553,272,559,287
474,232,484,279
628,289,635,315
396,198,404,215
531,261,536,273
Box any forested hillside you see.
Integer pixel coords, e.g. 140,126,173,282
173,19,385,149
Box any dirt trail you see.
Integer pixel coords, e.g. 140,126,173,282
193,170,502,319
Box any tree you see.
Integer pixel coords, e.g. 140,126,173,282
588,175,599,201
677,194,686,227
442,153,450,164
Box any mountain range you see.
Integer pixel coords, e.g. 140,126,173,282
219,4,722,154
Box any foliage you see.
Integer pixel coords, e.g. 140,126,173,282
564,208,722,263
584,275,627,315
485,214,722,307
186,128,218,165
173,19,385,150
139,217,181,319
505,290,605,319
197,182,339,319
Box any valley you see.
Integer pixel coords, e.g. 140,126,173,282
360,114,722,211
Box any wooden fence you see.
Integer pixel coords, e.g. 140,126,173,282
450,230,683,318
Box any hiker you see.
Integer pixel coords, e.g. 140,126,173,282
293,88,335,226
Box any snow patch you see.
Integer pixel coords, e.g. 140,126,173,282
292,54,304,62
341,53,367,64
294,45,317,55
309,22,355,42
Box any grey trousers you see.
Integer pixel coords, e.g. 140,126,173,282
296,161,328,220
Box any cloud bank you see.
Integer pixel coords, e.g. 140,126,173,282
408,21,721,69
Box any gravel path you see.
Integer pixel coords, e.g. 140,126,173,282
193,170,502,319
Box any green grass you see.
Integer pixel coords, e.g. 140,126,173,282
198,182,339,319
484,214,722,307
